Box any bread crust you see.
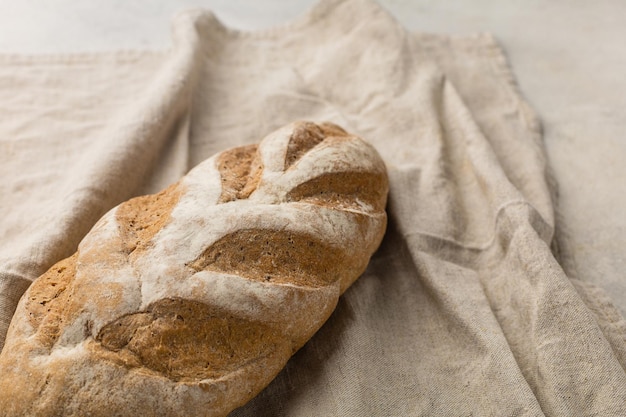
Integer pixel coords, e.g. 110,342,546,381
0,121,388,417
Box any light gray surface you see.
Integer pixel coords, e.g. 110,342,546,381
0,0,624,313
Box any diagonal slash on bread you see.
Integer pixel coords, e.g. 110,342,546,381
0,121,388,417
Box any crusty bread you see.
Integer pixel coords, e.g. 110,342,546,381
0,121,388,417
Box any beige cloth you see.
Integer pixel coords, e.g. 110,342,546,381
1,0,625,415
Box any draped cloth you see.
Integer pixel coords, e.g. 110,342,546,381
1,0,625,415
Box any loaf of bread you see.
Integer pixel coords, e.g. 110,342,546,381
0,121,388,417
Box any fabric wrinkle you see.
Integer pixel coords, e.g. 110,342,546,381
0,0,625,415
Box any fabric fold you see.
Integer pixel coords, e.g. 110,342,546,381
1,0,625,415
0,9,204,350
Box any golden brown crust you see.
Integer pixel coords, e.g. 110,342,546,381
287,171,388,212
216,144,262,203
0,121,388,417
96,298,287,382
116,182,183,256
187,228,353,287
25,253,78,348
284,121,326,169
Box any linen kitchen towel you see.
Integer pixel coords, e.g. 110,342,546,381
1,0,625,415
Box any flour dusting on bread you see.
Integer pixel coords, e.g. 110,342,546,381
0,121,389,417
